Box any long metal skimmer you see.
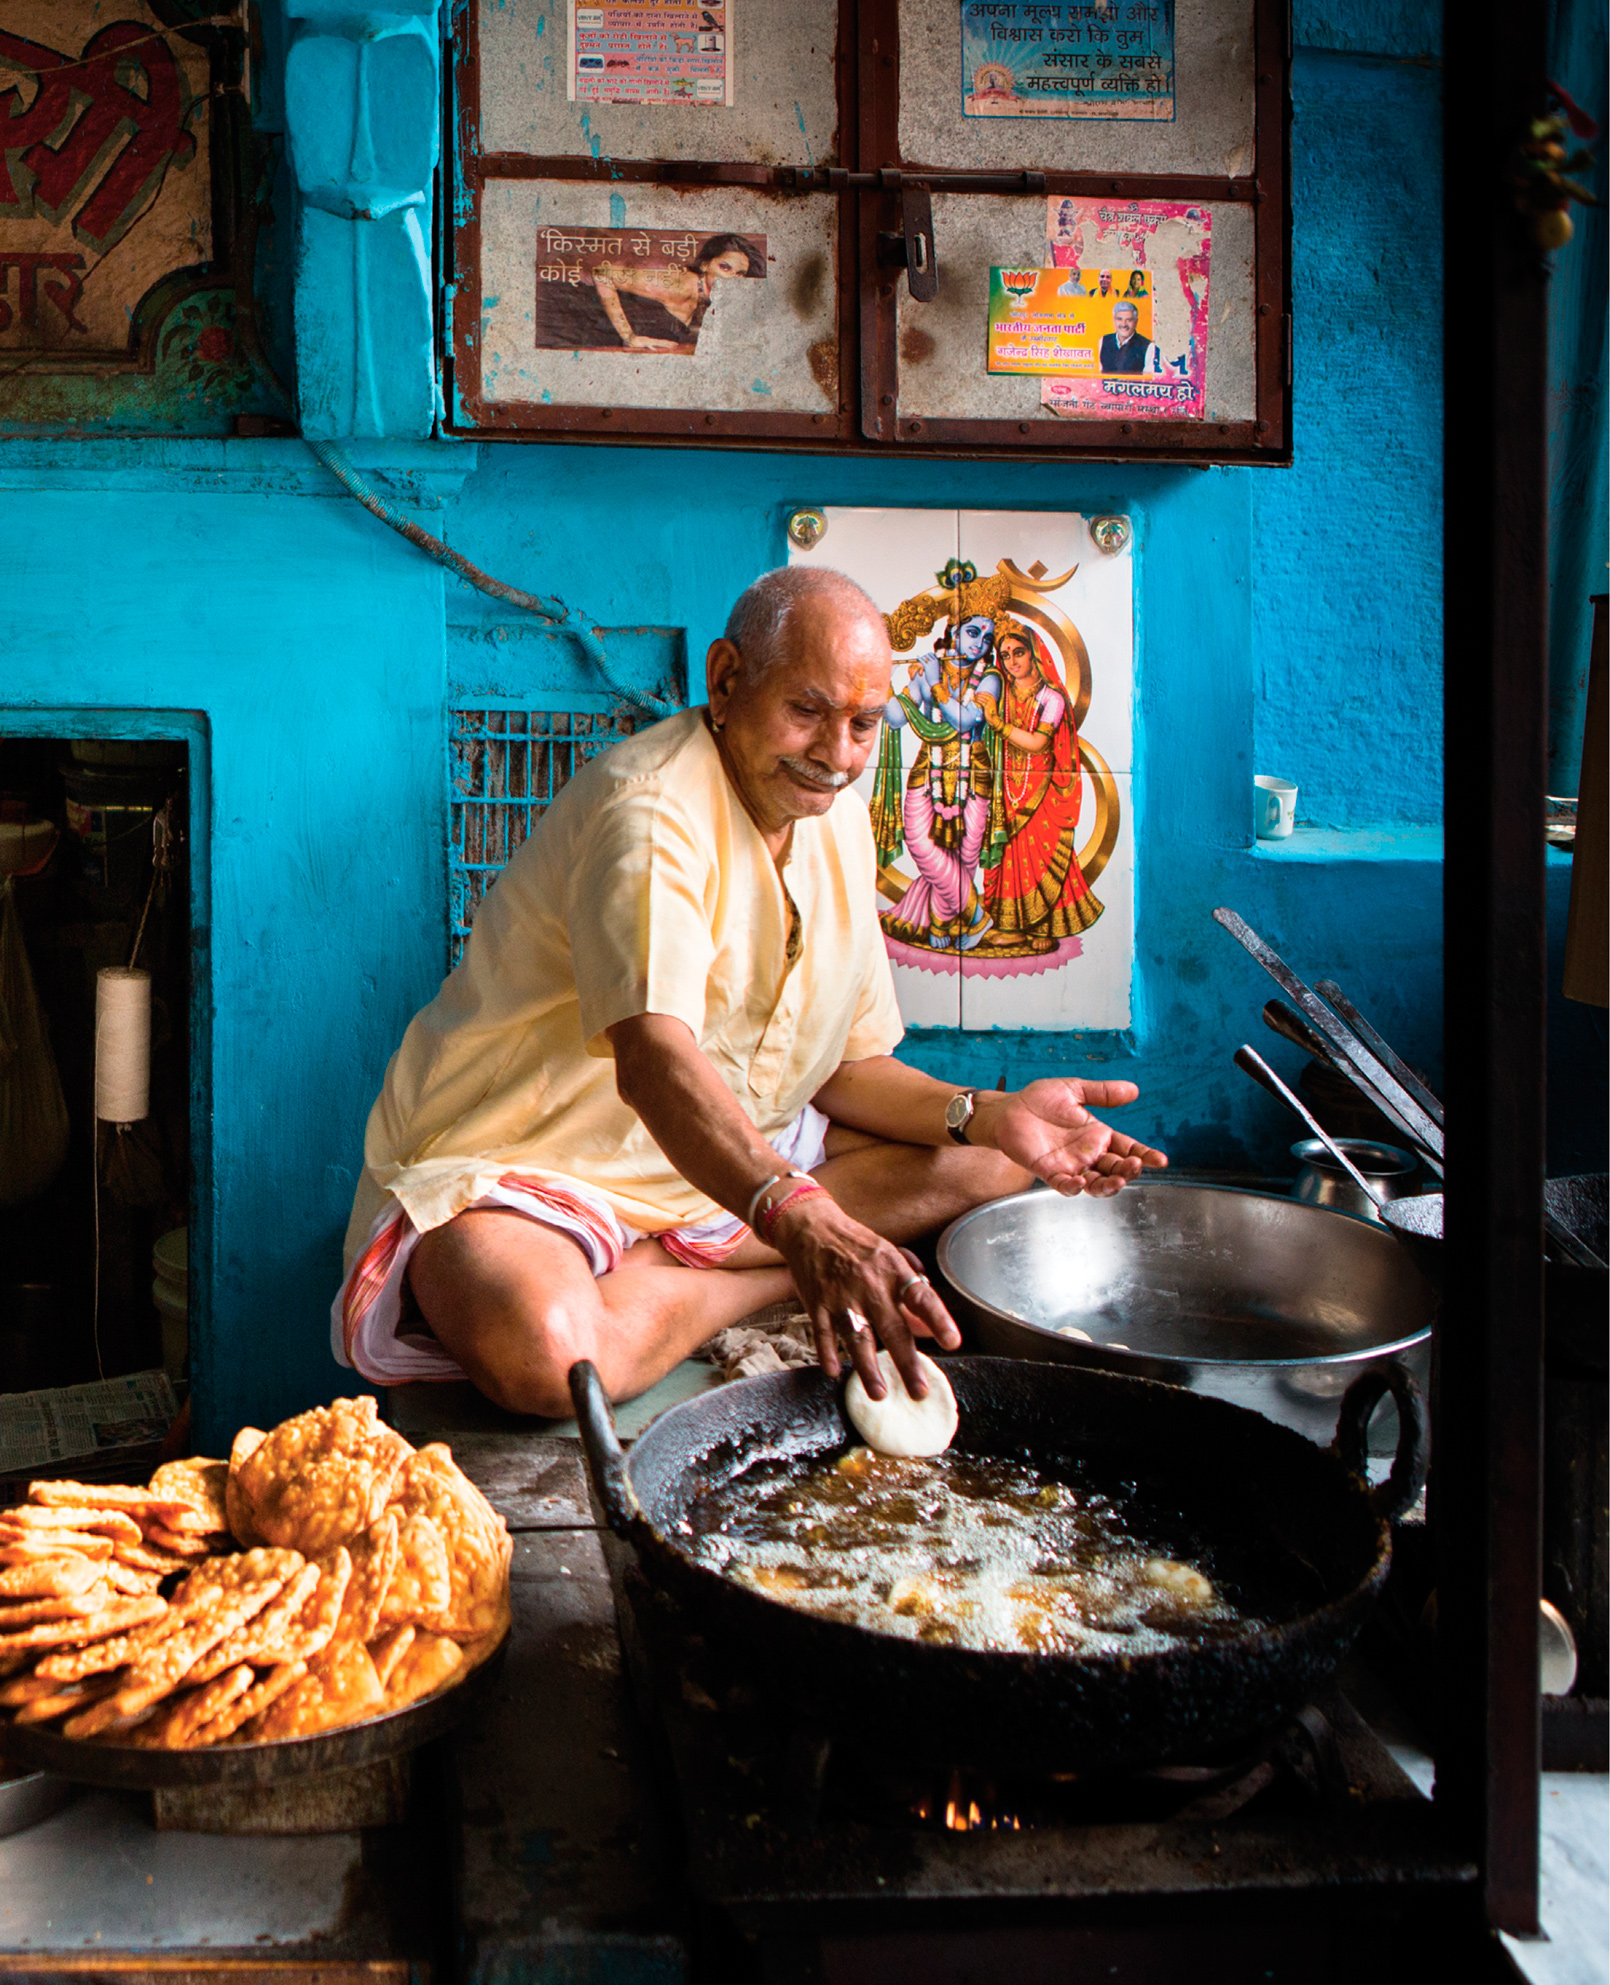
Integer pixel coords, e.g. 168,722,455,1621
1316,979,1446,1131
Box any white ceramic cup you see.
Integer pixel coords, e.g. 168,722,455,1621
1254,775,1298,839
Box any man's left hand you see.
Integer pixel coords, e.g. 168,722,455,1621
974,1079,1168,1198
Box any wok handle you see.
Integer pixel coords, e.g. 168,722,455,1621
568,1360,644,1538
1331,1363,1429,1524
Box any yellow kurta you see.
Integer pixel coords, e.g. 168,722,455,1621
343,708,904,1268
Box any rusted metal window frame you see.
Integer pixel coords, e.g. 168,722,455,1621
444,0,1291,463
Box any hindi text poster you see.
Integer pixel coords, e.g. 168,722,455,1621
569,0,734,107
1039,197,1210,420
962,1,1174,123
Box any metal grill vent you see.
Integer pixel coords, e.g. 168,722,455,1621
449,706,636,967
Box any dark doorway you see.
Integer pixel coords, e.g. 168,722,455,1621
1,735,192,1398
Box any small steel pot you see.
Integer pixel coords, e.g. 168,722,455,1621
1290,1140,1418,1223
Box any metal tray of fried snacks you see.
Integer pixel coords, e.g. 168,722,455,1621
0,1632,507,1788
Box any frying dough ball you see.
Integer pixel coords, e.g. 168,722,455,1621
844,1350,958,1458
1142,1558,1215,1608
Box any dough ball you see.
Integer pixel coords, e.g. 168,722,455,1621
844,1350,958,1459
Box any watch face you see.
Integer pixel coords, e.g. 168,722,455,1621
946,1092,971,1129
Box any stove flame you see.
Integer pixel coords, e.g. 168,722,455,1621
925,1771,1022,1832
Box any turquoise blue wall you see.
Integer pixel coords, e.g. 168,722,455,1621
4,3,1603,1444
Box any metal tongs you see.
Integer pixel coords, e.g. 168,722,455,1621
1215,908,1605,1270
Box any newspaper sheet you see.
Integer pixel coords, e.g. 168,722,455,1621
0,1369,176,1477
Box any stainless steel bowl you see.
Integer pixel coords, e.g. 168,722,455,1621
1290,1139,1418,1223
937,1181,1436,1449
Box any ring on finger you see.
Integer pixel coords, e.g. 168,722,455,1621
894,1272,929,1303
841,1308,870,1334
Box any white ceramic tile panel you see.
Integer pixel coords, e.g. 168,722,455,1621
789,507,961,1028
960,770,1134,1032
958,510,1133,775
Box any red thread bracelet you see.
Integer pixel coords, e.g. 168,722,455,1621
758,1177,824,1241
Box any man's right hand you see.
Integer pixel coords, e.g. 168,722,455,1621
767,1188,959,1402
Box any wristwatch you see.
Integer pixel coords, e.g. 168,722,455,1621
945,1089,977,1146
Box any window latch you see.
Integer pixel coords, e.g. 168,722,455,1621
876,184,937,302
790,167,1043,306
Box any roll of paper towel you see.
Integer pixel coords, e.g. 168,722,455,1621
95,966,151,1123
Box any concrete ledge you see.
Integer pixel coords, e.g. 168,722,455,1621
1250,826,1444,863
0,436,478,503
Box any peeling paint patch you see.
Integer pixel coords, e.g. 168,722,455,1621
795,102,814,168
535,10,546,30
751,379,772,394
609,192,626,228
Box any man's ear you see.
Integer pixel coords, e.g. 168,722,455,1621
706,637,743,720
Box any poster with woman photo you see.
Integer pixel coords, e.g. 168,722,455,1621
532,226,766,354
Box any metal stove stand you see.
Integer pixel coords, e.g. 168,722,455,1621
435,1429,1487,1985
609,1555,1477,1985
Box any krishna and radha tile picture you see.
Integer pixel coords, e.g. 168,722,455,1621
792,509,1135,1034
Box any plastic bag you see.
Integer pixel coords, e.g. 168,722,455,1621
0,876,71,1206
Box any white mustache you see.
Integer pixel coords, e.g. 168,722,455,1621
778,754,849,790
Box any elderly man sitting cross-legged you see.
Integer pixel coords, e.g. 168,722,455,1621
332,566,1166,1416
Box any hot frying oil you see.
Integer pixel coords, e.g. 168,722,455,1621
682,1448,1262,1656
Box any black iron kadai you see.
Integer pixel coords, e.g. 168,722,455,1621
570,1355,1426,1779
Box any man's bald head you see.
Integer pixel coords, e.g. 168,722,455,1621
706,566,894,841
723,566,889,682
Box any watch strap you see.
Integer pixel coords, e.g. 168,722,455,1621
946,1089,977,1146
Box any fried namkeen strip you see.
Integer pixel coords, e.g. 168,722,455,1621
244,1641,384,1742
12,1672,123,1726
0,1587,115,1627
366,1623,415,1689
127,1665,256,1749
381,1630,463,1712
186,1562,321,1682
226,1428,269,1546
375,1514,451,1632
147,1459,230,1534
0,1556,105,1600
0,1531,113,1563
0,1594,166,1653
192,1660,307,1746
2,1507,143,1543
389,1445,512,1642
232,1399,407,1556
